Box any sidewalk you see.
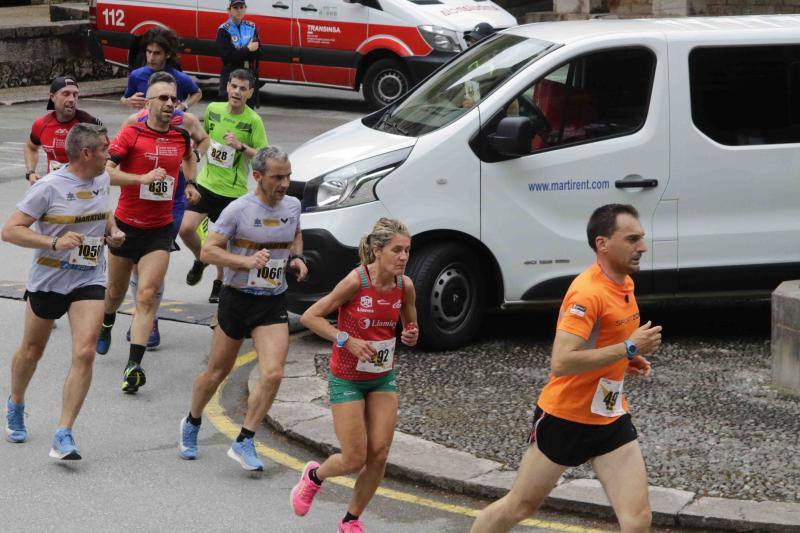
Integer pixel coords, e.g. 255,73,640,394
0,78,127,106
251,332,800,532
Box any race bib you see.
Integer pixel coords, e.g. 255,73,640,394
139,175,175,201
356,338,396,374
48,160,65,173
68,236,103,267
247,258,287,289
207,140,235,169
590,377,625,417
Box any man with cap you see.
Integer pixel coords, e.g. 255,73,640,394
465,22,496,47
24,76,103,184
216,0,260,107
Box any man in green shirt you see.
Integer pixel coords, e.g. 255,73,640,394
179,69,268,303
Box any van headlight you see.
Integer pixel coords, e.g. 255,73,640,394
419,25,462,53
303,147,413,212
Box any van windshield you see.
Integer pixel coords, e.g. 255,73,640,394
367,34,558,137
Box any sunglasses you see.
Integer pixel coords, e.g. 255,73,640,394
150,94,179,103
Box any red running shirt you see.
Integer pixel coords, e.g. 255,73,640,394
109,122,189,229
330,265,404,381
29,110,103,172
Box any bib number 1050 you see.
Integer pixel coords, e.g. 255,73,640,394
102,8,125,27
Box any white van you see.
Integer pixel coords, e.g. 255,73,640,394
89,0,517,108
286,15,800,349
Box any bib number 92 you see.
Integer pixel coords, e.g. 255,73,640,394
372,348,391,365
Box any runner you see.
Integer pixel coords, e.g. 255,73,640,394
179,68,268,304
2,123,125,459
470,204,662,533
121,27,202,111
290,217,419,533
97,74,194,394
119,70,209,347
24,76,103,184
177,146,306,470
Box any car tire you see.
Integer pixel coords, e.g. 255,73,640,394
363,58,411,110
406,243,485,350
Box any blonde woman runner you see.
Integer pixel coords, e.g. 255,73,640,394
291,218,418,533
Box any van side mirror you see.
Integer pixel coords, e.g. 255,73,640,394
489,117,533,157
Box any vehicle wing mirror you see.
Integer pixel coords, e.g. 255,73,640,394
488,117,533,157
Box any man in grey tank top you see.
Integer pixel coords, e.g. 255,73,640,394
177,146,308,471
1,124,125,460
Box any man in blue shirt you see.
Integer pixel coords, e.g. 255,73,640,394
121,27,203,112
216,0,260,107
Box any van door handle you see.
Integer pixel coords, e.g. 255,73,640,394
615,176,659,189
272,2,290,8
301,5,318,11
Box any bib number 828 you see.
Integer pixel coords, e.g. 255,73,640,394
210,147,229,162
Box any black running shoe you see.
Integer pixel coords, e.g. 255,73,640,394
121,364,147,394
208,279,223,304
186,260,207,286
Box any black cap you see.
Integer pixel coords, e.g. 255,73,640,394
228,0,246,7
466,22,495,44
46,76,78,110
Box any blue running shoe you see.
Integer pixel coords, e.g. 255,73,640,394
49,427,81,460
227,437,263,471
121,364,146,393
126,321,160,348
5,398,26,443
96,324,113,355
179,417,199,460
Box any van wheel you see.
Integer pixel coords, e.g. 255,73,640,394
407,243,484,350
363,59,411,110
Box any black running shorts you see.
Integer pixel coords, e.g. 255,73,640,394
186,184,237,223
528,405,638,467
217,286,288,340
25,284,105,320
109,218,173,264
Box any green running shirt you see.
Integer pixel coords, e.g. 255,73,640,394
198,102,268,199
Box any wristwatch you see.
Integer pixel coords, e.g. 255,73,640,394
624,339,638,360
24,170,35,180
289,254,307,266
335,331,349,348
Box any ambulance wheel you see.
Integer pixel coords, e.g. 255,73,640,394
363,59,411,110
406,243,485,350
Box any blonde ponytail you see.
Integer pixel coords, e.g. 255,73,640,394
358,218,410,265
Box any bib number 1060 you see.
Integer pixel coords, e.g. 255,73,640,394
257,265,283,281
102,8,125,27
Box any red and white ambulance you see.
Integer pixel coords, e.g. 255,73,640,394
88,0,517,108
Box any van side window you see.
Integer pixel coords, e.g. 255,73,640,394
507,48,655,152
690,45,800,146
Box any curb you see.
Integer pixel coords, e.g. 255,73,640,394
0,78,128,107
250,333,800,532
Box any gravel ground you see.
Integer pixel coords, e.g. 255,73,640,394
315,301,800,503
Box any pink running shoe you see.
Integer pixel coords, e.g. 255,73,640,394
291,461,322,516
338,519,365,533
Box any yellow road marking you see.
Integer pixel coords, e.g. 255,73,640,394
205,350,613,533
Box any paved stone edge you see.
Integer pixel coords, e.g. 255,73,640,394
0,78,127,106
249,332,800,531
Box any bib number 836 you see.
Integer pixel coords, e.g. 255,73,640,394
149,181,169,194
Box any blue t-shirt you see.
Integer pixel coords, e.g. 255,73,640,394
124,66,199,101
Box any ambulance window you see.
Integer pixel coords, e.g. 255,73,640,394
368,34,558,137
503,47,654,153
690,45,800,145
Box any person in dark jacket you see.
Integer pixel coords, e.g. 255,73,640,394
216,0,260,107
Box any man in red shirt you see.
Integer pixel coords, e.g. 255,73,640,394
97,75,194,394
24,76,103,183
471,204,662,533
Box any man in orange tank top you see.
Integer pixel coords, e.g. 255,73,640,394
472,204,662,533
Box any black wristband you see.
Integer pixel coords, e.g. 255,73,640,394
25,170,35,180
289,254,307,266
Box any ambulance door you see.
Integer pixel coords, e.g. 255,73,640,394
293,0,367,87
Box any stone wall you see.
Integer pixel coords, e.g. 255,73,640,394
0,21,121,89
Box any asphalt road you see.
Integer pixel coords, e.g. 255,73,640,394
0,86,640,532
